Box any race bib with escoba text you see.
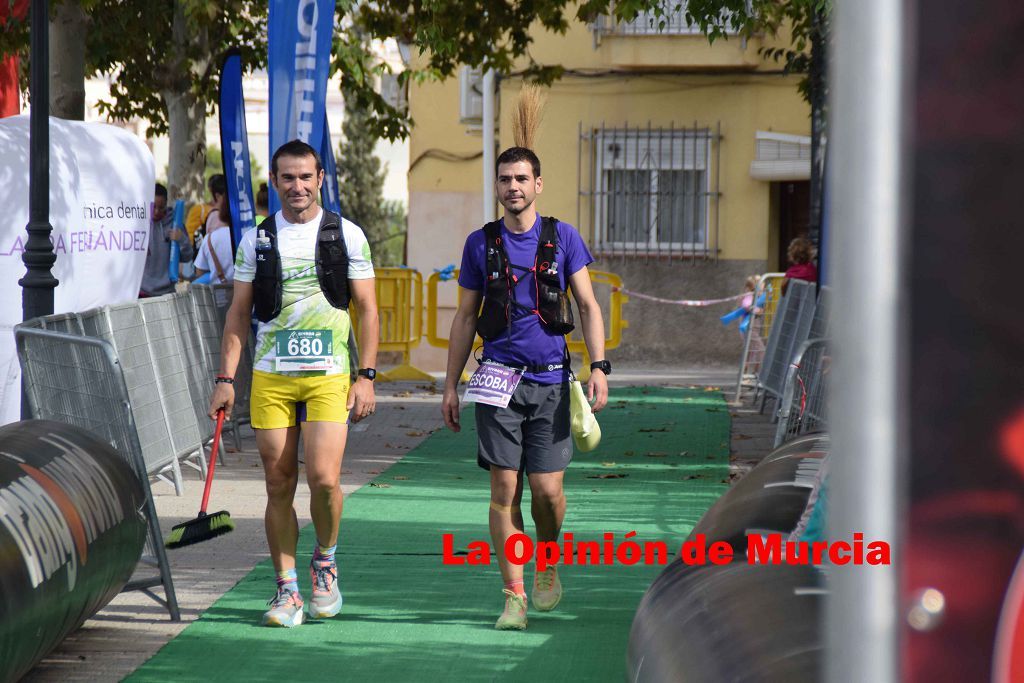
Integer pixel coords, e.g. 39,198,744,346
462,360,524,408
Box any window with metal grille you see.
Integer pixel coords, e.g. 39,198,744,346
579,124,720,258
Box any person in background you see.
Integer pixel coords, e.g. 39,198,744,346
194,181,234,286
255,182,270,226
781,237,818,295
202,174,231,239
140,183,193,297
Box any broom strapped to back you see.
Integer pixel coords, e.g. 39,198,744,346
165,408,235,549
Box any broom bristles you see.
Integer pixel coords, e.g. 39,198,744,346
164,510,235,549
511,84,545,150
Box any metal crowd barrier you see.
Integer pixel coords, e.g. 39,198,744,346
732,272,785,403
195,284,254,450
774,338,830,447
12,286,259,495
352,267,433,381
808,285,831,339
28,304,188,493
13,328,180,621
758,279,818,410
425,268,629,380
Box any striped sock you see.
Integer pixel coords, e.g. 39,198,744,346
504,579,526,597
276,568,299,594
314,543,337,564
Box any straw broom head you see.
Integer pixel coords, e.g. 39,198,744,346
511,83,545,150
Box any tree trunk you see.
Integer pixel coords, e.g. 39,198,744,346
161,0,208,203
163,89,206,203
48,0,89,120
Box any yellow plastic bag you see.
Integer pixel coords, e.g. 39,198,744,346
569,379,601,452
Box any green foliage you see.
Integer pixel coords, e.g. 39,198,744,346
684,0,831,101
3,0,826,154
203,144,264,198
86,0,267,138
338,77,404,267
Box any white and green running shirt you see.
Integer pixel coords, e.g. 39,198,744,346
234,208,374,376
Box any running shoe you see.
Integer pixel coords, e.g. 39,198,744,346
262,588,304,628
495,589,528,630
532,566,562,612
309,558,343,618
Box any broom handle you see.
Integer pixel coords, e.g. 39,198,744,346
200,409,225,514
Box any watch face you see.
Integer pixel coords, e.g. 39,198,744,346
360,368,376,380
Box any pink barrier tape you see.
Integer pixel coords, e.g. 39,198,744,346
611,286,748,308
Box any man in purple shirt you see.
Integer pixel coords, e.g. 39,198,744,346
442,146,610,631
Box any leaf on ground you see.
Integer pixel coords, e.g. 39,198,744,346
624,450,635,456
369,482,391,488
646,452,667,457
734,434,753,440
682,474,706,480
393,475,409,480
586,473,628,479
705,386,721,391
678,451,691,457
406,431,426,437
393,391,413,398
601,462,617,467
639,427,670,432
368,470,381,475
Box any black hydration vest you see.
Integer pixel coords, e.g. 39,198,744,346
476,216,575,341
252,209,350,323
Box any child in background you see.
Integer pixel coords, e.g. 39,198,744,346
722,275,767,374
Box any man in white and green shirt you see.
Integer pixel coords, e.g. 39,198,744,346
209,140,379,628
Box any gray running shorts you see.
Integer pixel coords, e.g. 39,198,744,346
475,380,572,474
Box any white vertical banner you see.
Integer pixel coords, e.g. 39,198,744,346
0,117,153,425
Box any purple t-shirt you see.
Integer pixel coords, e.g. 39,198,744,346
459,215,593,384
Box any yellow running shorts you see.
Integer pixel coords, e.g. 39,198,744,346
250,370,351,429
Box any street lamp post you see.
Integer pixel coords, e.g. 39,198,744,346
20,0,57,323
20,0,58,418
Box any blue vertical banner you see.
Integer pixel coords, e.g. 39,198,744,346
268,0,336,214
320,115,341,215
219,49,257,250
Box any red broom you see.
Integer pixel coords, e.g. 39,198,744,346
165,409,235,548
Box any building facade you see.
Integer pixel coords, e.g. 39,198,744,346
407,11,812,370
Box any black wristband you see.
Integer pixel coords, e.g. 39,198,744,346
590,360,612,376
215,376,234,385
357,368,377,381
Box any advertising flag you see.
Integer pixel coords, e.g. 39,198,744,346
268,0,336,214
218,49,257,248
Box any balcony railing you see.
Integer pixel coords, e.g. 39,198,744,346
593,2,739,37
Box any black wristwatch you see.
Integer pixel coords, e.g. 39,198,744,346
357,368,377,381
590,360,612,376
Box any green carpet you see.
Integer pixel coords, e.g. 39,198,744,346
129,387,730,682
